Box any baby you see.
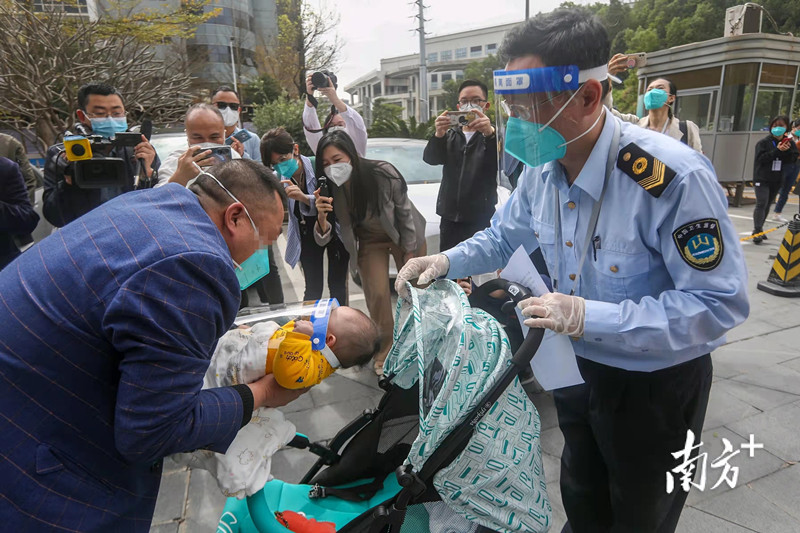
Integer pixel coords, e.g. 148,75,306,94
210,305,381,391
174,303,381,499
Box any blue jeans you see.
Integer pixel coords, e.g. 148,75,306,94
774,163,798,213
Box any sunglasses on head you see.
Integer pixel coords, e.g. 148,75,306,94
215,102,240,110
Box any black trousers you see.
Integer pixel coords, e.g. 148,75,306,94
240,244,283,308
439,216,492,252
753,181,782,233
554,354,713,533
299,218,349,304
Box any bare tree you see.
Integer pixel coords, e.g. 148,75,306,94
262,0,342,98
0,2,198,152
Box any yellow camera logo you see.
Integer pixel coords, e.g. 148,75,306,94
64,136,93,162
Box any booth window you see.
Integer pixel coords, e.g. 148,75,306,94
752,88,793,131
718,63,759,132
751,64,797,131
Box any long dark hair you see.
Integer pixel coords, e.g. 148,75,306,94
315,131,382,223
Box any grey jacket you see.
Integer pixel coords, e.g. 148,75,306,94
314,160,426,270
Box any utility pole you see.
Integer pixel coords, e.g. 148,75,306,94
228,37,239,94
415,0,429,122
525,0,530,19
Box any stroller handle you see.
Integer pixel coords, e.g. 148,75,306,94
469,278,545,369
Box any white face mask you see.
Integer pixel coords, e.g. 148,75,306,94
325,162,353,186
327,125,346,133
220,107,240,128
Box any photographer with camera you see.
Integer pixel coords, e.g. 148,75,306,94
303,70,368,156
156,104,242,187
42,82,160,227
423,79,498,252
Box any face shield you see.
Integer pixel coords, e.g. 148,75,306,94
493,64,608,169
234,298,342,367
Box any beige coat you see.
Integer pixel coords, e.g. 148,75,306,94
314,161,426,273
612,109,703,152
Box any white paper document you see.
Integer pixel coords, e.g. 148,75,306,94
502,246,584,391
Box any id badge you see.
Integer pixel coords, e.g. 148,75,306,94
772,159,782,172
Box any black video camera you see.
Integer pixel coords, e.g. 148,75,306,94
62,131,142,189
311,70,338,90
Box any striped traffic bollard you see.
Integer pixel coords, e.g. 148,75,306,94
757,214,800,297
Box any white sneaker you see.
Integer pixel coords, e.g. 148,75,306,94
772,213,789,223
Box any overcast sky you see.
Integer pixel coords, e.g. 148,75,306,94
317,0,594,89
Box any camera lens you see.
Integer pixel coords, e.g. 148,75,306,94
311,72,328,89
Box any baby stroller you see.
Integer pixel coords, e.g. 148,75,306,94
217,279,552,533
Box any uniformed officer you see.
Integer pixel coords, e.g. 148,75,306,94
396,8,749,533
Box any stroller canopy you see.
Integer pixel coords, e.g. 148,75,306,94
385,280,551,533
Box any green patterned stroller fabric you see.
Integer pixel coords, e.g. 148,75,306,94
385,280,551,533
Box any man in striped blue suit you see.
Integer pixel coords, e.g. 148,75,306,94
0,159,299,531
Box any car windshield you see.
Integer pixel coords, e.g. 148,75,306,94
366,142,441,184
150,134,188,162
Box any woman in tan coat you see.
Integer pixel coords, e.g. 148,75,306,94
314,131,426,375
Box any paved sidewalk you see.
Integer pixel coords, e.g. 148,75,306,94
150,204,800,532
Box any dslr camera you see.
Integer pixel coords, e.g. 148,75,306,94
63,131,142,189
311,70,338,90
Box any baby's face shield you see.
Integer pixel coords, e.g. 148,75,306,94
493,64,609,169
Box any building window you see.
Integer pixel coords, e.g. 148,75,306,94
456,71,464,81
427,52,438,63
440,50,452,62
456,47,467,59
470,45,482,58
441,73,452,83
431,73,438,90
33,0,88,14
487,43,497,55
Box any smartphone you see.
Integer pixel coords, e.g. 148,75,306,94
318,176,330,198
448,110,476,126
114,132,143,147
194,145,233,163
225,129,251,146
626,53,647,69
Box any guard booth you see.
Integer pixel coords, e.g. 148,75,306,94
637,33,800,204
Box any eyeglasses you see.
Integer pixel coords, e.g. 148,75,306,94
215,102,240,110
85,111,126,119
458,98,487,106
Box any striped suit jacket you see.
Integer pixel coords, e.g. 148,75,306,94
0,184,245,531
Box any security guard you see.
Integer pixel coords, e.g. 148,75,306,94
396,8,749,533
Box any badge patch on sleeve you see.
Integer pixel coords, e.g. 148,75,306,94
673,218,724,271
617,142,676,197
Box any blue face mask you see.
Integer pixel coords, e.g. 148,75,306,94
274,157,299,179
234,247,271,290
771,126,787,138
503,88,604,169
643,88,669,110
89,116,128,138
196,171,272,290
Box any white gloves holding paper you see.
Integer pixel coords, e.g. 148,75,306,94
519,292,586,337
395,254,450,295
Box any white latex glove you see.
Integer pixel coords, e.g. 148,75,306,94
394,254,450,296
518,293,586,337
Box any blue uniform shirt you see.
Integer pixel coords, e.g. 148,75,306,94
445,109,749,371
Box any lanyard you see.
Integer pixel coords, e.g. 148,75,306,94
551,120,621,295
660,117,669,135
